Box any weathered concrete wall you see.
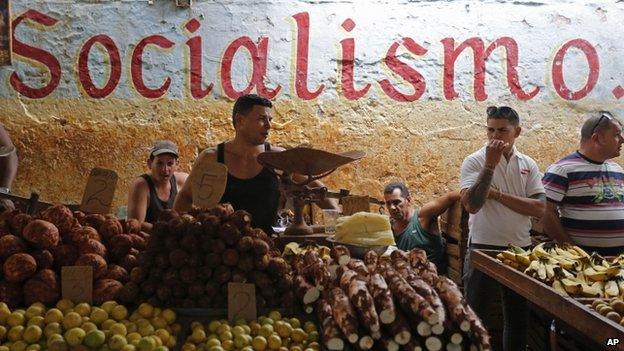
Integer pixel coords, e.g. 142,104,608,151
0,0,623,209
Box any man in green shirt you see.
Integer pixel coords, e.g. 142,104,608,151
383,181,460,273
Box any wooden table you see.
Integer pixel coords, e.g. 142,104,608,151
472,249,624,351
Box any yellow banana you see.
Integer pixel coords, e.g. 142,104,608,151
560,278,582,295
569,245,591,258
555,246,582,261
584,267,609,282
501,251,518,262
537,261,548,281
515,254,531,267
551,256,578,270
545,262,556,281
616,278,624,296
552,280,569,296
581,282,603,298
524,260,540,275
532,242,551,259
605,280,619,298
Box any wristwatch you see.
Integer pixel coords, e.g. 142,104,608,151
0,187,10,194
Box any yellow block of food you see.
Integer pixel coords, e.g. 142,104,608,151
334,212,396,246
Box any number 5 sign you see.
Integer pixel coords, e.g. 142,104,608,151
190,159,227,209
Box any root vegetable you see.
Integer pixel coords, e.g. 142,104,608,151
435,276,490,351
236,236,254,252
380,337,399,351
347,278,381,338
394,260,446,325
358,335,374,350
347,259,369,276
383,267,438,325
385,310,411,345
252,238,270,256
431,324,444,335
294,275,320,305
222,249,239,266
267,257,290,277
368,273,396,324
425,336,442,351
330,245,351,266
339,268,360,292
416,321,432,336
364,250,378,272
329,287,359,344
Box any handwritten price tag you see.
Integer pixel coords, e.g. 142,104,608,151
62,266,93,304
190,159,227,209
80,167,118,214
228,283,257,323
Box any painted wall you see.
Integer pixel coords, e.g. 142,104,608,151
0,0,623,210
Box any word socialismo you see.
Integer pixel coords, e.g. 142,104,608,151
8,10,609,102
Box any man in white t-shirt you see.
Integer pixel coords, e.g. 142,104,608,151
460,106,545,351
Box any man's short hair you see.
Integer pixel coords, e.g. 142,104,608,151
232,94,272,126
384,181,410,198
486,106,520,126
580,111,620,141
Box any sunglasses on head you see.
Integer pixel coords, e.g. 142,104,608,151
591,112,614,135
486,106,519,120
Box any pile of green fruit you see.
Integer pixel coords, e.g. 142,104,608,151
181,311,318,351
0,301,179,351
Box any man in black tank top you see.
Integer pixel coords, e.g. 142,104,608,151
128,140,189,232
174,94,338,234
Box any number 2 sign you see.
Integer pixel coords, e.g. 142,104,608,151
80,167,118,214
228,283,257,323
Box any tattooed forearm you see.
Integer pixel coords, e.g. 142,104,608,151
467,167,494,211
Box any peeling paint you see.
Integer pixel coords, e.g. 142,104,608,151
0,1,623,210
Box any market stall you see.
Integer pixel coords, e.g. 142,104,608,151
473,246,624,351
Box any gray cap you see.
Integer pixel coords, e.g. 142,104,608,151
150,140,179,157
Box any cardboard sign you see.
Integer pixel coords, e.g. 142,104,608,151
80,167,118,214
228,283,257,323
190,159,227,209
62,266,93,304
341,195,371,215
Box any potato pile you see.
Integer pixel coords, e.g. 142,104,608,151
291,246,490,351
181,311,319,351
0,206,147,307
0,300,178,351
589,298,624,326
118,205,294,308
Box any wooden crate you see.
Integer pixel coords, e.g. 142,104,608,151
440,200,469,286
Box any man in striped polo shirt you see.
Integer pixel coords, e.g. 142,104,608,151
542,112,624,256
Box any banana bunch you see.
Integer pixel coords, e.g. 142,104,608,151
496,242,624,299
495,244,532,270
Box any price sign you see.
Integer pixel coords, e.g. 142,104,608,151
341,195,371,215
190,159,227,209
80,167,118,214
228,283,257,323
62,266,93,304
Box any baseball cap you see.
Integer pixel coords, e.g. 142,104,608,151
150,140,179,158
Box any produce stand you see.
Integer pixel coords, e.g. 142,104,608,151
472,249,624,351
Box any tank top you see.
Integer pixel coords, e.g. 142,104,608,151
140,174,178,223
217,142,280,234
395,210,446,273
